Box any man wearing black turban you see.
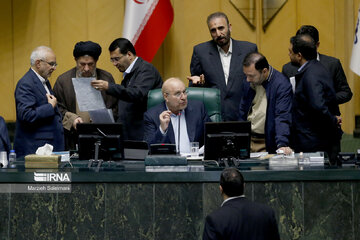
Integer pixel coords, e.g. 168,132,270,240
54,41,118,150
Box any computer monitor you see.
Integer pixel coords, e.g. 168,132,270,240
77,123,124,161
204,121,251,160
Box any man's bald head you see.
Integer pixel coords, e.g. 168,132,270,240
162,77,185,94
162,77,188,114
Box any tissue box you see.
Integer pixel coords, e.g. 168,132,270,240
25,154,61,168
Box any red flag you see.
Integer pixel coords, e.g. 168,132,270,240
122,0,174,62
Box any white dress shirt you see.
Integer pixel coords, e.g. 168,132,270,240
159,109,191,154
31,68,50,94
217,39,233,85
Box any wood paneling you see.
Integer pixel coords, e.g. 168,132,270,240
0,0,14,119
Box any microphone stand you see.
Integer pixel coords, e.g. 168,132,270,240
177,112,181,155
87,138,103,172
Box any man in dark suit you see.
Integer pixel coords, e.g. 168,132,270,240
54,41,118,150
282,25,352,104
289,34,342,164
91,38,163,140
144,78,210,154
203,167,280,240
14,46,64,158
239,52,293,154
188,12,258,121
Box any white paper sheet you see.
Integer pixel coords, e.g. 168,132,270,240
72,77,106,111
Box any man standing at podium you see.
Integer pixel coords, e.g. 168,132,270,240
203,168,280,240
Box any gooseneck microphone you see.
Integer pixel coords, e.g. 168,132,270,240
177,112,181,155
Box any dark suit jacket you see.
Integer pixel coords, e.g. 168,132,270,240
203,197,280,240
239,68,292,153
282,53,352,104
14,69,64,158
0,116,10,155
143,100,210,147
106,57,163,140
190,39,258,121
53,67,118,150
292,60,341,153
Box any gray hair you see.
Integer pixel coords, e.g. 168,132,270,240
30,46,53,66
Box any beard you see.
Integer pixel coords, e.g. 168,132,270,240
290,60,300,67
77,69,96,78
215,31,231,47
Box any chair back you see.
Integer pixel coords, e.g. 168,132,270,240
147,87,222,122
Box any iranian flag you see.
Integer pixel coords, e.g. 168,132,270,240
122,0,174,62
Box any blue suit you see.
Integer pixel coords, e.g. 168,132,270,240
190,39,257,121
239,68,292,153
0,116,10,155
14,69,64,158
144,100,210,147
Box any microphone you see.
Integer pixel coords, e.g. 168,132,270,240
177,112,181,155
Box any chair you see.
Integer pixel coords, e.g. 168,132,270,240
147,87,222,122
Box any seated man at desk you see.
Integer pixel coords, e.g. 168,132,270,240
144,77,210,154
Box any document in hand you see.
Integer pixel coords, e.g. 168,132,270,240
72,77,106,111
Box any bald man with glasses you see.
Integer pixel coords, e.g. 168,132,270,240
144,78,210,154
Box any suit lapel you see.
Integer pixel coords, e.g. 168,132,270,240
184,102,195,142
226,40,242,92
29,69,62,117
161,102,176,144
123,57,142,87
29,70,48,96
209,43,227,91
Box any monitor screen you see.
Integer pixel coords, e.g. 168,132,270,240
204,121,251,160
77,123,124,161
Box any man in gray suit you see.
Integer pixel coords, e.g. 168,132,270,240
188,12,258,121
282,25,352,104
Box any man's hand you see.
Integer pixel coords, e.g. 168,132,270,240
46,94,57,108
186,74,205,85
159,110,172,132
91,80,109,91
72,117,83,130
277,146,293,155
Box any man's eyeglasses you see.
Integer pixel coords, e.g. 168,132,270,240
110,55,125,63
166,89,189,98
40,59,57,67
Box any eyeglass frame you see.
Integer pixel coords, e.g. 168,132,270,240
40,59,58,67
110,54,126,63
165,88,189,98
